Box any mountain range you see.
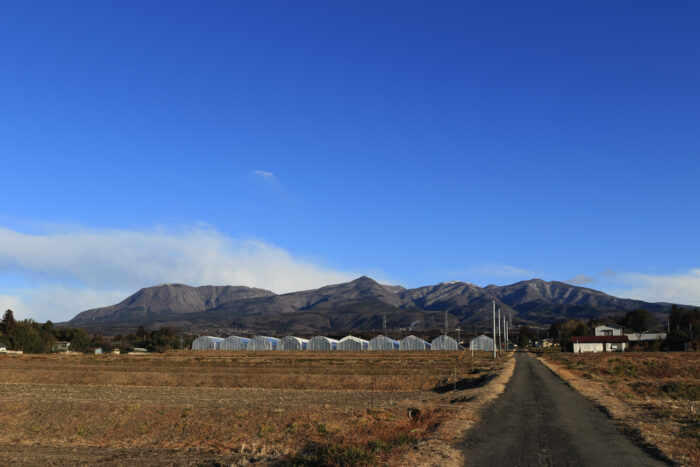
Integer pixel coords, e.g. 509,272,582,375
66,276,676,336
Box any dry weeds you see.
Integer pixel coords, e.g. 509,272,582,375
536,352,699,467
0,350,511,465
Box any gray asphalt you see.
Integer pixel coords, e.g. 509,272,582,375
461,352,669,467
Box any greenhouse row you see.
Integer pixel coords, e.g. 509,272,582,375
192,334,466,351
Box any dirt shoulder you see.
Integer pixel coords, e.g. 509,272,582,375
535,352,698,466
401,352,516,466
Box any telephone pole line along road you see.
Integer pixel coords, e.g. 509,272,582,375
460,352,669,466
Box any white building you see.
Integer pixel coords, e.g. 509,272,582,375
594,325,624,336
625,332,667,342
571,335,628,353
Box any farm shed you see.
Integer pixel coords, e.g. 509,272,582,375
368,335,400,350
307,336,339,351
399,335,431,350
338,335,369,351
192,336,225,350
221,336,251,350
431,335,460,351
248,336,280,351
469,335,493,351
277,336,309,350
626,332,667,342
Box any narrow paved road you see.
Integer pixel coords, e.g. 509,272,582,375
461,352,668,466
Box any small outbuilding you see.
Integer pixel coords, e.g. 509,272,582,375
626,332,667,342
248,336,280,351
307,336,339,351
431,335,460,351
368,335,400,350
469,335,494,351
337,335,369,351
192,336,225,350
51,341,70,353
399,335,431,350
221,336,251,350
277,336,309,351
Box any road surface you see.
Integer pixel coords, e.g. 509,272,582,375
461,352,668,466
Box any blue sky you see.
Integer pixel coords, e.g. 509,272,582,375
1,1,699,321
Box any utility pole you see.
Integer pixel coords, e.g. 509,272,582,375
504,315,507,352
498,307,502,356
444,310,448,337
383,314,387,337
456,326,461,347
492,301,497,359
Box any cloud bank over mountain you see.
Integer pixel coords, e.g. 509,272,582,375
0,225,698,322
0,226,356,321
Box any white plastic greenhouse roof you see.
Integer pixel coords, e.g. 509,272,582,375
221,336,251,350
192,336,225,350
307,336,339,351
368,335,400,350
277,336,309,350
431,334,461,351
399,335,431,350
470,335,494,351
248,335,280,350
337,335,369,350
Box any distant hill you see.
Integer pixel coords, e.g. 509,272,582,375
66,276,678,335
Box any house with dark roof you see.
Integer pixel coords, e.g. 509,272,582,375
571,335,628,353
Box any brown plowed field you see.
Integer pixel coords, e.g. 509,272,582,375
0,350,503,465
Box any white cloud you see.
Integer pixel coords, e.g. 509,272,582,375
610,268,700,306
0,294,28,320
0,226,358,321
0,287,129,323
565,274,595,285
253,170,275,181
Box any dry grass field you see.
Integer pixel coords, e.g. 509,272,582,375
0,350,507,466
537,352,699,466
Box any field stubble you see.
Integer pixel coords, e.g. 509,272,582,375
0,350,506,465
536,352,699,466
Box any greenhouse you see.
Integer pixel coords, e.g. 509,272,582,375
192,336,225,350
368,335,400,350
247,335,280,350
306,336,338,351
399,335,431,350
431,335,461,351
470,335,494,351
337,335,369,351
221,336,251,350
277,336,309,351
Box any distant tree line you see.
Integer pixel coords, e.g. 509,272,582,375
0,309,195,354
